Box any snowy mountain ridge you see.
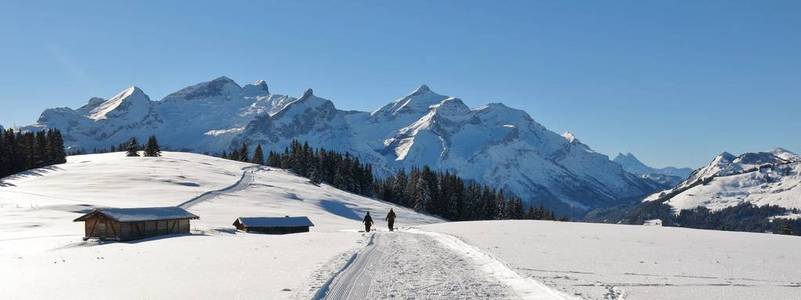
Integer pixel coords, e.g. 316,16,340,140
23,76,660,214
613,153,692,188
644,148,801,212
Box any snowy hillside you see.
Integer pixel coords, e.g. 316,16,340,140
23,77,660,214
644,148,801,212
613,153,692,188
0,152,441,299
2,152,799,299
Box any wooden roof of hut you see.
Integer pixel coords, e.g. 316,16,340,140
74,207,199,222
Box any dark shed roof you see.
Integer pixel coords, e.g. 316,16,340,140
234,216,314,228
74,207,199,222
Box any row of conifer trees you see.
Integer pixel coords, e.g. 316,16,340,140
223,140,562,221
123,136,162,157
0,129,67,178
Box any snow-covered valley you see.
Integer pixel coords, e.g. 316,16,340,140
1,152,800,299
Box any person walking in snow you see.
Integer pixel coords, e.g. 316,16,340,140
385,208,396,231
363,211,374,232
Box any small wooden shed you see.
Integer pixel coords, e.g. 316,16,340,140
74,207,199,241
233,216,314,234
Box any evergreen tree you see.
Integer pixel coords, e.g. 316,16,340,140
252,144,265,165
144,135,161,157
779,221,793,235
47,130,67,164
0,129,67,178
268,151,281,166
33,131,47,166
392,169,408,205
213,139,562,223
0,131,6,177
126,137,140,157
237,143,249,162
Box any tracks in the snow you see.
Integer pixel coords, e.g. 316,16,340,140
318,231,515,299
177,166,259,209
319,235,379,299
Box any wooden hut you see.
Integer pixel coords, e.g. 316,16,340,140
233,216,314,234
74,207,199,241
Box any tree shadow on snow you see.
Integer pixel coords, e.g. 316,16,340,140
319,199,364,221
0,165,63,186
68,233,210,247
122,232,209,244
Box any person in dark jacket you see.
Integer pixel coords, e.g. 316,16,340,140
385,208,396,231
363,212,374,232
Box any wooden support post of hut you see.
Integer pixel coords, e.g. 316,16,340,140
233,216,314,234
74,207,199,241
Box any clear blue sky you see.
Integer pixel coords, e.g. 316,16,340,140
1,1,799,168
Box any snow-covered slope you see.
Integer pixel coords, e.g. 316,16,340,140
3,153,798,300
24,78,660,213
644,148,801,211
613,153,692,188
0,152,441,299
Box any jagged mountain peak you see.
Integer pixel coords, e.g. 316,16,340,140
162,76,243,101
476,102,525,114
211,75,236,84
87,97,106,106
613,152,646,166
372,85,448,117
717,151,736,160
614,152,692,186
272,89,336,120
123,86,146,97
88,86,152,121
429,97,470,116
36,107,80,125
771,147,800,162
242,80,269,96
412,84,431,95
302,88,314,98
617,152,636,159
76,97,110,114
474,102,534,124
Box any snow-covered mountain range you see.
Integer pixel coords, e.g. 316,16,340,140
23,76,660,214
644,148,801,211
613,153,692,188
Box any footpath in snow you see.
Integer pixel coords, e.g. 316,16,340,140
178,166,258,208
425,220,801,300
318,230,573,300
0,152,442,299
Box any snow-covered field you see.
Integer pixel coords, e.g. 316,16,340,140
2,152,800,300
425,221,801,300
0,152,440,299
